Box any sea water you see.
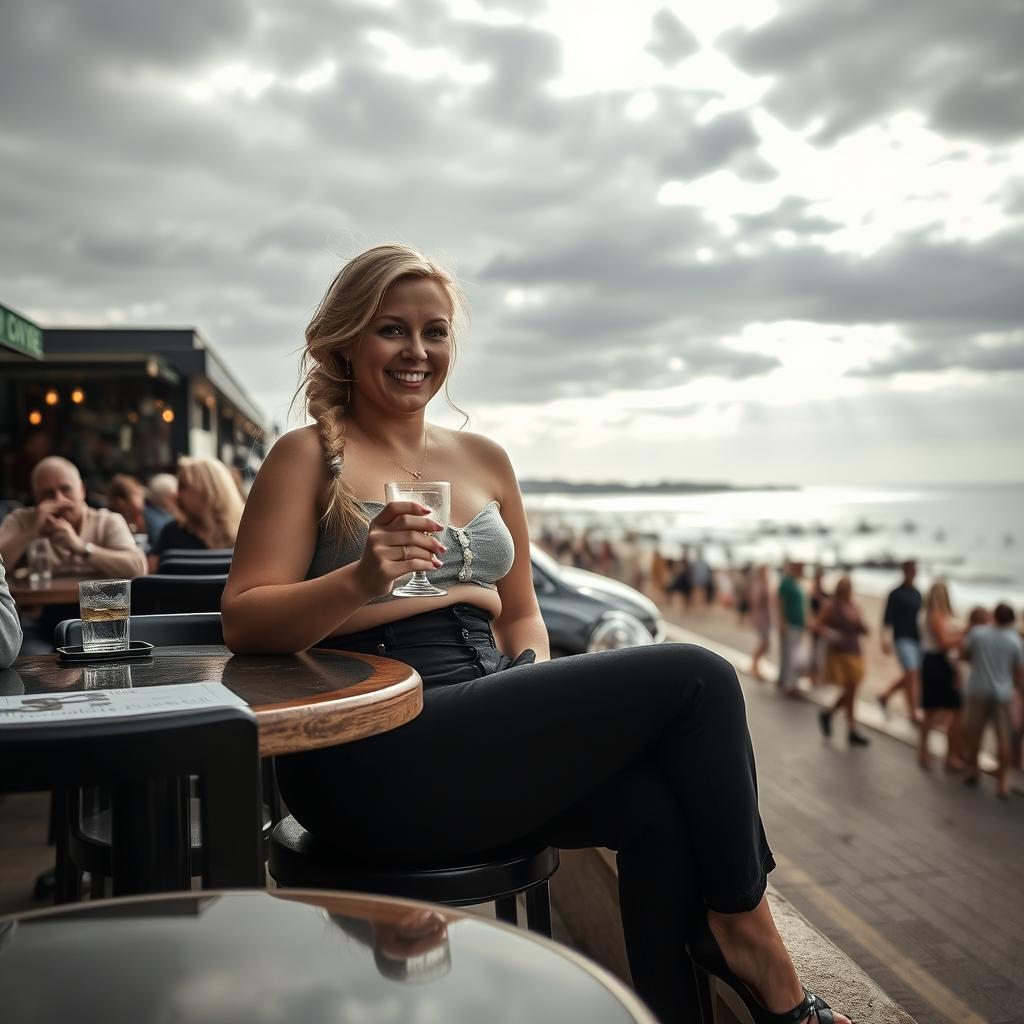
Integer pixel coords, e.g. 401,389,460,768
526,481,1024,606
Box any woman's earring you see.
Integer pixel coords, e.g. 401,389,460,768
342,359,353,405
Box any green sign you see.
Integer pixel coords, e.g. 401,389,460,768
1,302,43,359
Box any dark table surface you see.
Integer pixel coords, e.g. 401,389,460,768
0,889,656,1024
4,645,423,755
7,578,80,606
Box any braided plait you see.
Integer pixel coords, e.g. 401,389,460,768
304,346,367,542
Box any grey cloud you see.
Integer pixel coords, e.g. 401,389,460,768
1,0,1020,434
0,0,251,74
933,75,1024,143
738,381,1024,451
456,332,781,403
721,0,1024,144
483,224,1024,338
658,110,775,182
60,0,253,65
476,0,548,13
647,8,700,67
453,21,564,129
248,208,350,256
735,197,844,237
850,339,1024,378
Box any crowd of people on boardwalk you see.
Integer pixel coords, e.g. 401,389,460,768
536,525,1024,798
0,452,246,658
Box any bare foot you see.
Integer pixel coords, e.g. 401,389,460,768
708,906,852,1023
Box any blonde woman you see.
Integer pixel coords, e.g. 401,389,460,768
918,580,964,770
221,245,850,1024
814,576,870,746
149,457,243,569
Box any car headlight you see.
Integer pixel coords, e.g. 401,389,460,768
587,611,655,652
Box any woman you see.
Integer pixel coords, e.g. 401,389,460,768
149,457,243,570
222,245,848,1024
814,576,870,746
107,474,173,548
807,566,830,685
918,581,964,771
747,565,773,682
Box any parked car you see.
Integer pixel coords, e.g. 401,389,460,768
531,544,665,657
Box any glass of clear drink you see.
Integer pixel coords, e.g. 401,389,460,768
384,481,450,598
78,579,131,653
27,538,52,589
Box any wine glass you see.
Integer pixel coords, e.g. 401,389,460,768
384,481,451,597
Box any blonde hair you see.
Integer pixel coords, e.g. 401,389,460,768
925,580,953,617
295,244,467,541
177,456,244,549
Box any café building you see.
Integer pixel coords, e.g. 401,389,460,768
0,302,270,502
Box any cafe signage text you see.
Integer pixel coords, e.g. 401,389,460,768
1,302,44,359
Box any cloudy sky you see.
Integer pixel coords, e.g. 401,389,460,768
3,0,1022,486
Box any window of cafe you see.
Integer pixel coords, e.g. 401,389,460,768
0,374,183,504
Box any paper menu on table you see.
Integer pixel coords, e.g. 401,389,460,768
0,682,249,725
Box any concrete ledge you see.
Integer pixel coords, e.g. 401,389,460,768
551,846,916,1024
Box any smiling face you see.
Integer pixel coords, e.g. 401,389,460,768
348,275,453,418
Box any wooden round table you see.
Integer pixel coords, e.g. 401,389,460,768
2,648,423,897
5,645,423,755
0,889,658,1023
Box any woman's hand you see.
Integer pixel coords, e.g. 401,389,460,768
354,501,446,599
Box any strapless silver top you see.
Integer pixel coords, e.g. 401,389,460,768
305,499,515,602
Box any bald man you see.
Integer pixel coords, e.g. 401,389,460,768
0,457,146,580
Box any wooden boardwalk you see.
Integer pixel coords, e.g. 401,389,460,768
733,655,1024,1024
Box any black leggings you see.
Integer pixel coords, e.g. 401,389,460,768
276,604,775,1023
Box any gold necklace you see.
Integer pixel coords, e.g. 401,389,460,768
389,429,429,480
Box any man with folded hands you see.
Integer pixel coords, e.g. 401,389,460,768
0,457,146,580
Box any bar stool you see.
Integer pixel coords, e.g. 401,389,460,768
269,815,558,935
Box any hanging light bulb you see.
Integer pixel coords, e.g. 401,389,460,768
28,410,43,425
161,408,175,423
44,389,59,406
71,387,86,404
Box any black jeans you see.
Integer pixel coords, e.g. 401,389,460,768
276,604,775,1024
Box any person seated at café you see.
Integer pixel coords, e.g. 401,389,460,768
0,457,147,580
222,244,852,1024
147,472,182,523
148,457,243,570
0,555,22,669
107,474,174,548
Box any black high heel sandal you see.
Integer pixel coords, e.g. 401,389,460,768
686,921,840,1024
